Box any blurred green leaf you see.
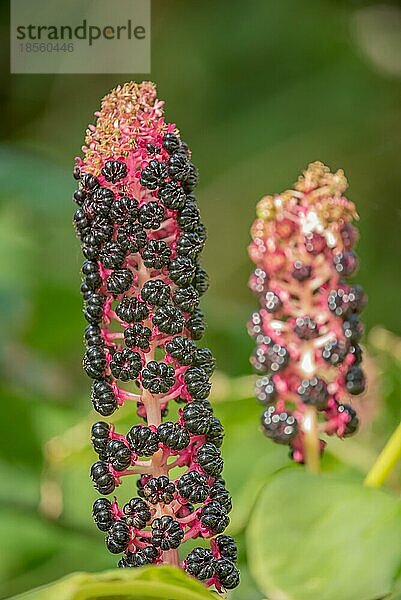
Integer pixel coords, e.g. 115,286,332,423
9,566,216,600
247,470,401,600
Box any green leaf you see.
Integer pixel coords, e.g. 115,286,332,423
247,469,401,600
8,566,217,600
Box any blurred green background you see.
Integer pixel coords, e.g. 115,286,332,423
1,0,401,598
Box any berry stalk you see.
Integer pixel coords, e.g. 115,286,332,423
72,81,239,591
248,162,366,464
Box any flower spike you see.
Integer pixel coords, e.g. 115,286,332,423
73,81,239,591
248,161,366,468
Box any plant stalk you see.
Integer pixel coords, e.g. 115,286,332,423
302,406,320,474
365,421,401,488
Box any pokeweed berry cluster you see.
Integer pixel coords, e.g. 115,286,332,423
72,81,239,591
248,162,366,464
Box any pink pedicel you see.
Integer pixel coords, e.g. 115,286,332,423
248,162,366,463
72,82,239,590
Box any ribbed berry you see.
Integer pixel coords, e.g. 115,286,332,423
165,336,196,365
151,516,183,550
185,308,205,340
92,498,115,531
140,159,168,190
91,380,118,416
107,439,132,471
117,222,147,253
90,461,115,494
184,367,211,400
124,324,151,351
141,239,172,269
91,421,111,459
152,305,185,335
157,422,190,451
83,345,106,379
214,535,238,562
106,520,130,554
169,256,196,287
182,401,213,434
123,497,151,529
115,297,149,323
297,377,329,410
196,443,224,476
261,406,298,444
126,425,159,456
141,361,175,394
110,196,139,224
142,476,176,504
200,501,229,534
102,160,128,183
110,348,142,381
177,471,209,503
119,546,158,567
185,547,216,580
215,558,240,589
255,376,277,405
140,279,170,306
107,269,133,295
138,201,165,230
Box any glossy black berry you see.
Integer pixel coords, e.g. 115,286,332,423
184,367,211,400
151,516,183,550
73,208,90,239
91,215,114,244
81,173,100,191
261,406,298,444
182,401,213,435
124,324,151,350
106,520,130,554
142,240,172,269
110,348,142,381
83,345,107,379
255,376,277,405
185,309,205,340
214,535,238,562
185,547,216,581
152,305,185,335
73,188,86,206
90,461,115,494
73,164,81,180
115,297,149,323
176,233,205,260
196,443,224,476
107,269,133,295
177,471,209,503
349,343,363,365
263,291,282,313
123,497,151,529
90,187,115,217
126,425,159,456
162,132,180,154
209,478,231,512
193,348,215,376
83,292,105,325
91,380,118,416
322,338,349,366
107,439,132,471
84,324,103,347
251,342,289,374
82,235,100,261
345,366,366,395
294,315,319,340
157,421,190,451
140,160,168,190
165,336,196,365
338,403,359,436
200,500,229,533
99,241,126,269
138,201,165,230
142,476,176,504
140,279,170,306
173,286,199,313
119,546,158,568
141,361,175,394
92,498,114,532
168,152,191,181
117,222,147,253
215,558,240,589
158,181,186,210
91,421,111,460
110,196,139,224
192,266,209,296
298,377,329,410
328,285,366,317
206,416,224,448
101,160,127,183
177,199,200,232
182,163,198,193
169,256,196,287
